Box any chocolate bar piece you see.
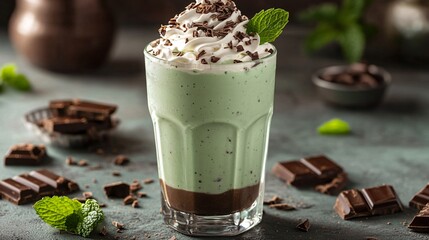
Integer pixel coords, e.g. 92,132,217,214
49,100,73,116
104,182,130,198
410,184,429,210
362,185,403,215
13,174,55,197
4,144,47,166
272,155,344,187
409,203,429,232
0,178,37,205
29,169,79,195
68,99,117,120
334,185,403,220
43,117,89,134
334,189,371,220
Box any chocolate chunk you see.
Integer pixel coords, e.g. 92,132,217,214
131,200,139,208
66,156,76,165
272,161,319,187
104,182,130,198
78,159,88,167
143,178,154,184
273,156,345,188
410,183,429,210
83,191,93,199
43,117,89,134
301,155,343,180
123,195,137,205
409,203,429,232
0,178,38,205
269,203,296,211
67,99,117,120
137,192,147,198
4,144,47,166
13,174,55,197
29,169,79,195
296,219,311,232
264,196,283,205
315,172,348,195
49,99,73,116
334,189,371,220
112,171,121,177
112,221,125,230
335,185,403,220
130,182,142,192
114,155,129,166
362,185,403,215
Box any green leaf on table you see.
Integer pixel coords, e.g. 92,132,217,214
338,24,365,63
299,3,338,23
247,8,289,44
34,196,83,231
318,118,351,135
76,199,104,238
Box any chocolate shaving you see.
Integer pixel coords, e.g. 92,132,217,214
201,59,208,64
211,56,220,63
233,60,242,63
236,45,244,52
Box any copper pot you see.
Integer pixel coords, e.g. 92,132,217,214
9,0,115,73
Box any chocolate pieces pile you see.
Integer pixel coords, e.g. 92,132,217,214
334,185,403,220
0,169,79,205
320,63,384,88
43,99,117,135
4,144,47,166
272,155,347,195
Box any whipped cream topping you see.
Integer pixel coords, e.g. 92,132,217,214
147,0,274,65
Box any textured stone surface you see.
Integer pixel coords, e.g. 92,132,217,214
0,27,428,240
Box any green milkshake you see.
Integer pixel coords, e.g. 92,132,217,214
144,0,288,236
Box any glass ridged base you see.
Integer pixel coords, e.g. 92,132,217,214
160,191,264,236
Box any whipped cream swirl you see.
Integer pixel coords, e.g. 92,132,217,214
147,0,274,65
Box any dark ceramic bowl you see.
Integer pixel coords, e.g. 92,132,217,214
312,65,392,108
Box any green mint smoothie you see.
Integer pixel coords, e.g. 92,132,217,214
145,50,276,195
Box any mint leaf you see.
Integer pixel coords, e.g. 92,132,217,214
76,199,104,237
0,63,32,91
0,63,18,83
318,118,351,135
338,24,365,63
34,196,82,231
305,24,338,52
247,8,289,44
9,73,31,91
338,0,371,24
299,3,338,23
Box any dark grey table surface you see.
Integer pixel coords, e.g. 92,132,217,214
0,26,428,240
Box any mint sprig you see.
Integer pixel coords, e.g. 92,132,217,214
34,196,104,238
299,0,373,63
318,118,351,135
247,8,289,44
0,63,31,91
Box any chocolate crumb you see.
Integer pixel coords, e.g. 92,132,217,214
269,203,296,211
236,45,244,52
366,237,378,240
99,226,107,236
96,148,104,155
88,164,102,171
201,59,208,64
264,196,283,205
143,178,154,184
211,56,220,63
112,221,125,230
99,203,107,208
296,219,311,232
132,200,139,208
114,155,129,166
123,195,137,205
78,159,88,167
66,156,76,165
84,184,90,189
233,60,242,63
130,182,143,192
93,178,98,184
169,236,177,240
112,171,121,177
83,191,93,199
73,197,87,203
137,192,147,198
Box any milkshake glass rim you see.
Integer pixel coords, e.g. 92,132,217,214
144,41,277,72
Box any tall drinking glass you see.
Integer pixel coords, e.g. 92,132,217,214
144,44,277,236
